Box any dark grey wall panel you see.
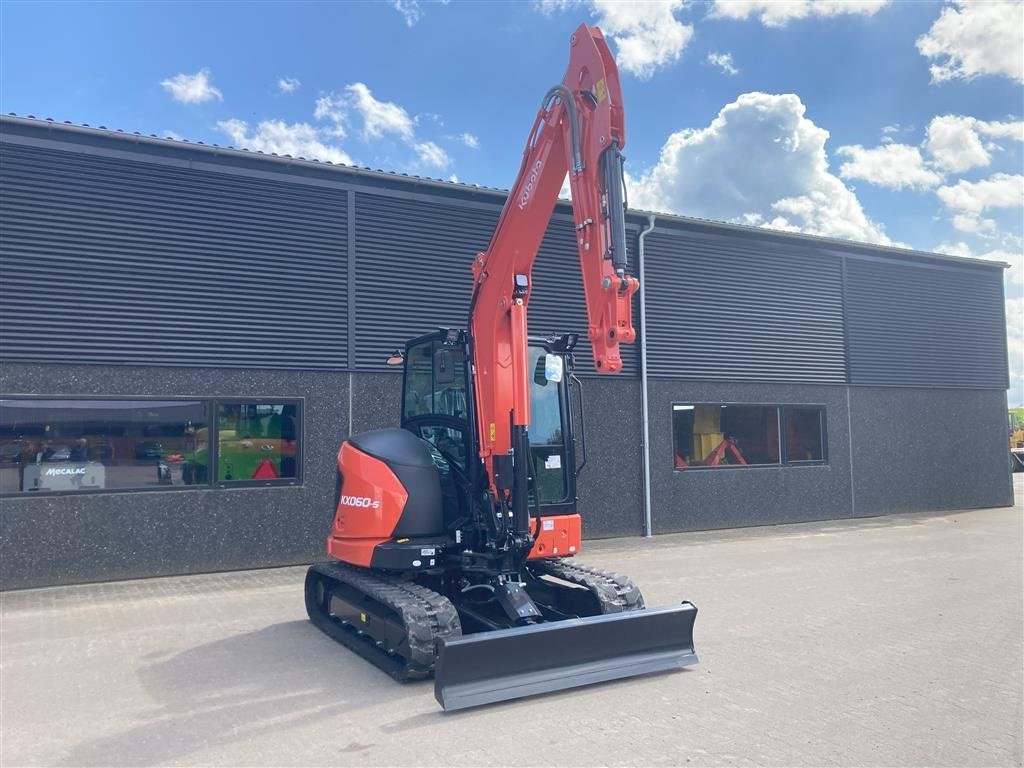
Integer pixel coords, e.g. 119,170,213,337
647,379,854,532
0,143,349,370
643,231,847,383
352,192,493,367
353,192,637,375
845,259,1007,388
849,387,1013,515
0,362,349,590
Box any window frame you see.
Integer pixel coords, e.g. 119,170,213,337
0,395,304,498
671,402,828,472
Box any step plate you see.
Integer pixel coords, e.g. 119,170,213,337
435,602,698,711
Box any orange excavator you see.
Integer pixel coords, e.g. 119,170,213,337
305,23,698,711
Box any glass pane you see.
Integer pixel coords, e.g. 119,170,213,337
528,347,567,503
0,399,207,494
672,404,780,468
216,403,299,482
402,340,468,421
784,407,825,462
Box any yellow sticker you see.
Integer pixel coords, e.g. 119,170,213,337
489,422,496,442
595,79,607,103
360,612,367,623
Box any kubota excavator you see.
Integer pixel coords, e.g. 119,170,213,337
305,23,698,711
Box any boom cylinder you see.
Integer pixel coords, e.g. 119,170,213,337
602,142,629,278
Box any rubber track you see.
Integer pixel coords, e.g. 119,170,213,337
306,561,461,682
529,558,646,613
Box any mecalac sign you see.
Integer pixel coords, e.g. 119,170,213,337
21,462,106,492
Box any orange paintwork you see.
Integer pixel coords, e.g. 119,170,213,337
527,514,582,560
327,442,407,567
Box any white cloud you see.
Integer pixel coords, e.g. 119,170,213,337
413,140,450,168
593,0,693,78
925,115,991,172
534,0,693,79
392,0,423,26
160,69,223,104
951,213,997,235
629,92,891,245
916,0,1024,83
935,240,973,258
313,93,348,138
709,0,889,27
925,115,1024,173
216,118,353,165
980,119,1024,141
707,51,739,75
836,143,942,190
277,77,301,94
459,132,479,149
312,83,449,169
345,82,415,141
937,173,1024,215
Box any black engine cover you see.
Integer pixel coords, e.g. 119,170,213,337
348,428,444,538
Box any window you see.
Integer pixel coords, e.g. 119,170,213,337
217,403,299,482
0,398,302,496
528,347,569,505
672,403,826,469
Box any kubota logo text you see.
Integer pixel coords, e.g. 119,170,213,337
340,495,380,509
517,160,543,210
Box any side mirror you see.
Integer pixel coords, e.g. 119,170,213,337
434,349,456,384
385,349,404,366
544,353,563,383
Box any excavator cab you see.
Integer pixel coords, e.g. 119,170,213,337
398,328,577,513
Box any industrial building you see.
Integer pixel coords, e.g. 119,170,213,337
0,114,1013,590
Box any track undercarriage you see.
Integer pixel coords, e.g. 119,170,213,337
305,558,698,709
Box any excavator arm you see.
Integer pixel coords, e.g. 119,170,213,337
469,24,639,516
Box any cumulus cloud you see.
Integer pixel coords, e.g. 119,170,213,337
951,213,997,235
629,92,891,244
837,143,942,190
216,119,353,165
707,52,739,75
277,77,300,94
160,69,223,104
709,0,889,27
535,0,693,79
459,132,479,149
937,173,1024,215
916,0,1024,83
925,115,1024,173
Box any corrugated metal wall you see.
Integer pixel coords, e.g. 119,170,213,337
0,143,349,369
845,258,1008,388
642,230,848,383
0,134,1008,389
352,191,637,374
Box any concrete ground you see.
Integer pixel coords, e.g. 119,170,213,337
2,479,1022,767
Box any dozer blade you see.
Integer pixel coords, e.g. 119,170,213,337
434,602,697,711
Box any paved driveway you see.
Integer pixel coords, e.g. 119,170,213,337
3,481,1022,766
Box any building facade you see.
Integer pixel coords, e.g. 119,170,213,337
0,115,1013,590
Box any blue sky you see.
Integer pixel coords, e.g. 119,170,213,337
2,0,1022,400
